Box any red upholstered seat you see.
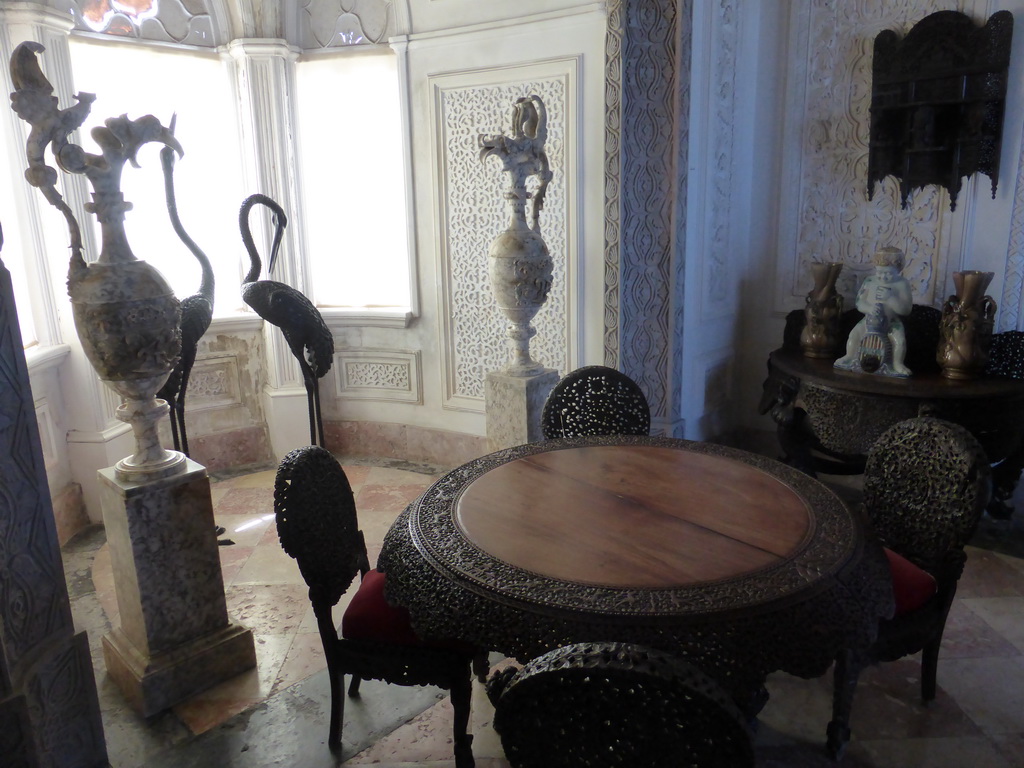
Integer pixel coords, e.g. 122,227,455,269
342,568,477,653
342,568,421,645
884,547,937,617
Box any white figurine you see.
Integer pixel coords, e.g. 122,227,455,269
834,246,913,377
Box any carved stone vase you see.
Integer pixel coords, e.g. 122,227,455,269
488,196,553,376
70,192,184,481
800,262,844,358
937,270,997,380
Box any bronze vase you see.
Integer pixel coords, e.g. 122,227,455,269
937,270,997,380
800,262,844,358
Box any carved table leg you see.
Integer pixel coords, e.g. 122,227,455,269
759,362,817,475
989,441,1024,519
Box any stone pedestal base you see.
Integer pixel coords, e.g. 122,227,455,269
102,624,256,717
485,368,559,451
98,458,256,717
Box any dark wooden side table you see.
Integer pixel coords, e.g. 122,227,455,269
759,347,1024,517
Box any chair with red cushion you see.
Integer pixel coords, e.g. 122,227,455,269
274,445,476,767
826,416,990,758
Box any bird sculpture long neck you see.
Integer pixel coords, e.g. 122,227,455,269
162,146,214,302
240,193,287,283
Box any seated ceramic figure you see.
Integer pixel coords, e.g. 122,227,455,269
834,247,913,377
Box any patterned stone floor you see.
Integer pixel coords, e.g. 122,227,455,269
61,459,1024,767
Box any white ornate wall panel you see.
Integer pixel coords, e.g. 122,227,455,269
335,348,422,403
774,0,962,314
434,62,574,411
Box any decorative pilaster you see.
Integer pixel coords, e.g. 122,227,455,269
0,241,107,766
228,39,314,456
228,39,307,393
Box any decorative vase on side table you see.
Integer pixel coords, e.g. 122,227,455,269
800,262,844,358
937,270,997,380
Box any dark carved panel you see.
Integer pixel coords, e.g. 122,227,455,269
0,243,107,765
868,10,1014,211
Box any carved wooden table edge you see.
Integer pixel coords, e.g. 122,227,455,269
378,435,894,709
760,347,1024,518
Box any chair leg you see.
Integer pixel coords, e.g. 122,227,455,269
921,636,941,703
348,674,361,697
472,650,490,683
327,663,345,750
450,664,475,768
827,648,864,761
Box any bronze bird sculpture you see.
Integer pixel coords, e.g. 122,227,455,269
240,194,334,447
156,117,213,459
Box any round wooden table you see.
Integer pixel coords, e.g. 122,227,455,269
379,435,893,708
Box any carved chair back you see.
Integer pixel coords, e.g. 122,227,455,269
541,365,651,439
863,416,990,578
274,444,368,610
987,330,1024,379
487,642,754,768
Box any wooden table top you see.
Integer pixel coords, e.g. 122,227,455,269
770,347,1024,400
456,445,812,588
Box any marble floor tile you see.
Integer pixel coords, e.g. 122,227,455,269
960,596,1024,653
937,656,1024,736
70,455,1024,768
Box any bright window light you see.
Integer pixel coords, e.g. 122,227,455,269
68,37,246,315
0,114,36,347
296,51,410,308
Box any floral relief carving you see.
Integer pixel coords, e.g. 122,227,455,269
784,0,954,310
441,78,568,403
71,0,218,47
1001,123,1024,331
705,0,737,314
346,361,410,390
298,0,393,47
187,369,230,400
617,0,679,421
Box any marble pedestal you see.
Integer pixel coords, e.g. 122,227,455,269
98,459,255,717
485,368,559,451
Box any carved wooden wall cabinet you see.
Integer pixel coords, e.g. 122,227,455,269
868,10,1013,211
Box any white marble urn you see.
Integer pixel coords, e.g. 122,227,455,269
487,201,553,376
10,41,185,481
480,95,555,377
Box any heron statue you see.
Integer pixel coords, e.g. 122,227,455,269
156,116,213,459
240,193,334,447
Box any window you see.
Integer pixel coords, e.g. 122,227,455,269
295,50,411,309
0,112,36,347
68,36,246,315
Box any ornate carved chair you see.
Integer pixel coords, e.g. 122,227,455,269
274,446,477,767
487,642,755,768
826,417,990,758
541,365,651,439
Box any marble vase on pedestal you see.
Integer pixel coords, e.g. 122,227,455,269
480,96,558,449
10,41,256,715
